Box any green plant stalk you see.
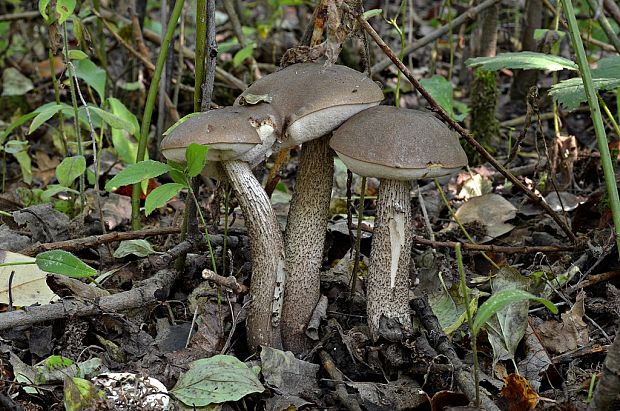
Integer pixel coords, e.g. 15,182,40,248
587,372,597,402
561,0,620,257
456,243,479,407
48,46,67,154
551,1,562,136
350,177,366,294
194,0,207,112
0,261,35,268
434,178,500,269
63,23,86,210
187,182,218,274
599,97,620,139
446,0,455,80
131,0,185,230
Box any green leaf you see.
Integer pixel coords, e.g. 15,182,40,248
104,160,171,192
56,155,86,187
113,239,160,258
63,377,106,411
144,183,184,216
185,143,209,177
0,111,39,146
55,0,76,24
362,9,383,19
171,355,264,407
12,149,32,185
420,75,468,122
107,98,139,136
68,50,88,60
85,106,133,132
108,97,140,164
550,77,620,110
593,56,620,79
29,104,66,134
39,0,52,22
472,289,557,336
35,250,97,278
164,112,202,136
233,44,255,68
40,184,79,201
43,355,74,371
72,59,106,101
466,52,577,72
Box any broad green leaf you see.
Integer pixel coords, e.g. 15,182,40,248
68,50,88,60
185,143,209,177
113,239,160,258
72,59,106,101
145,183,185,216
466,52,577,72
40,184,79,201
85,106,133,132
108,97,140,164
29,104,66,134
420,75,468,122
233,44,255,68
0,111,39,146
593,56,620,79
4,140,28,154
63,377,106,411
56,155,86,187
171,355,264,407
107,98,139,136
472,289,557,336
550,77,620,110
104,160,171,192
35,250,97,278
43,356,74,371
168,168,187,185
429,281,480,336
39,0,52,22
55,0,76,24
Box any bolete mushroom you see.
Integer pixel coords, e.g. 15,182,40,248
236,63,383,353
330,106,468,341
161,105,285,349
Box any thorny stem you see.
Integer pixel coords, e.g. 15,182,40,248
354,10,578,243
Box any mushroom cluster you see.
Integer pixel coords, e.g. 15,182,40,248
160,63,467,353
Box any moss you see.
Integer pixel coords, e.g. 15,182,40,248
468,69,500,164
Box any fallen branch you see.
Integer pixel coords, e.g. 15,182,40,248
202,269,248,294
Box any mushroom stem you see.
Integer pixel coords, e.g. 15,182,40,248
282,136,334,353
367,178,414,341
222,159,285,349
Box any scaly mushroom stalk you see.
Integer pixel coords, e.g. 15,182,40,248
330,106,467,341
235,63,383,354
222,160,285,349
366,179,413,340
281,136,334,353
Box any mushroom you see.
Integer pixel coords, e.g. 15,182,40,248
161,105,285,349
236,63,383,353
329,106,468,341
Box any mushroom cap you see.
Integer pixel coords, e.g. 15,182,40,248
234,63,383,147
330,106,468,180
160,105,279,164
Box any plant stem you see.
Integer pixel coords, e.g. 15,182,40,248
561,0,620,257
131,0,185,230
194,0,206,112
350,177,366,294
456,243,479,407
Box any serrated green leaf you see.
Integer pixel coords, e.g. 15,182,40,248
144,183,184,216
185,143,209,177
171,355,264,407
113,239,160,258
68,50,88,60
56,155,86,187
35,250,97,278
550,77,620,110
233,44,255,68
104,160,170,192
466,52,577,72
472,289,557,336
72,59,106,101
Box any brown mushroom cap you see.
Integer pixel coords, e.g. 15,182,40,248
234,63,384,147
160,105,279,163
330,106,468,180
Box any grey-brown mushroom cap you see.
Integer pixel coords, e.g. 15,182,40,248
160,105,279,163
330,106,468,180
234,63,384,147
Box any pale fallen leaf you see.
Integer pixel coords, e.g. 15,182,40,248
0,250,59,306
536,291,588,354
453,193,517,241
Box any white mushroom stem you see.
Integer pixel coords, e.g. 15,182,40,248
222,160,285,350
282,136,334,353
367,179,414,341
